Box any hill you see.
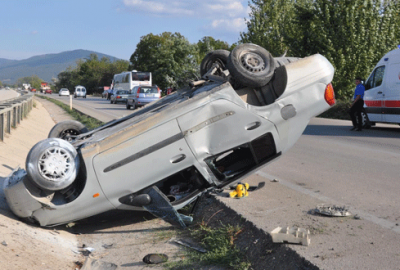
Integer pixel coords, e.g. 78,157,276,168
0,50,121,84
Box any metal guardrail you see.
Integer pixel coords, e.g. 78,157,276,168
0,91,34,142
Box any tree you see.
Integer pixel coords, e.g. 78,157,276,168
240,0,400,99
196,36,235,63
55,55,129,94
16,75,44,90
129,32,199,89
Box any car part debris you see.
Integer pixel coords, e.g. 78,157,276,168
81,257,117,270
143,186,186,228
172,239,207,253
142,253,168,264
315,205,352,217
229,183,249,198
1,241,7,246
102,244,114,249
270,226,311,246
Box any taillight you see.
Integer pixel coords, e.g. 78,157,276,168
324,83,336,106
136,87,140,98
117,95,121,99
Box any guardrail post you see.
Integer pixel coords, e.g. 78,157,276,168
7,110,11,134
13,106,17,127
0,113,4,142
18,105,21,123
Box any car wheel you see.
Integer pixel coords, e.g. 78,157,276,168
200,49,230,77
126,104,131,110
25,138,79,191
48,120,89,141
227,43,275,88
361,110,371,129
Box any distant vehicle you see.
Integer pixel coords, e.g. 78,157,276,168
44,89,52,94
74,86,86,98
59,88,70,96
110,90,130,104
363,46,400,127
31,88,36,92
23,83,31,90
126,85,161,110
112,71,152,93
40,82,51,93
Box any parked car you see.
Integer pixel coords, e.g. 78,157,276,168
126,85,161,109
59,88,70,96
74,86,86,98
110,90,130,104
31,88,36,92
44,89,52,94
3,44,335,228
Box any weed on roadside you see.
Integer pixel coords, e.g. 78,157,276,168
37,96,103,130
165,222,251,270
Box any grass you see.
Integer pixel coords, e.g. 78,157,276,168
36,95,104,130
165,221,251,270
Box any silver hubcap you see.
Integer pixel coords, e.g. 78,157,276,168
38,147,74,182
241,52,265,73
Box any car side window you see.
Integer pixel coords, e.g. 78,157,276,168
365,66,385,91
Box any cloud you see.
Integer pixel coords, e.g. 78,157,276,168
210,18,247,33
122,0,249,36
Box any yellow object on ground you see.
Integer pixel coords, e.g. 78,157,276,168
229,183,249,198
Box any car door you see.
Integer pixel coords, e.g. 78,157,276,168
382,62,400,123
364,65,386,123
93,119,200,208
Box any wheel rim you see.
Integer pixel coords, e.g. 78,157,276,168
38,146,74,182
361,112,367,126
60,129,80,141
240,52,266,73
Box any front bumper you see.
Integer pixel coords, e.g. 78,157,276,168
3,168,49,219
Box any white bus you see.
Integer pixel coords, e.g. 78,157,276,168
111,70,152,93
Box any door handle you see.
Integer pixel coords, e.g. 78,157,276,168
245,121,261,130
170,154,186,164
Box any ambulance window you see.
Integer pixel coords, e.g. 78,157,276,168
365,66,385,90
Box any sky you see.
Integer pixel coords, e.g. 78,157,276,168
0,0,251,61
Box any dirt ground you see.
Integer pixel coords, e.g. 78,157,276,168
0,96,318,270
0,99,79,270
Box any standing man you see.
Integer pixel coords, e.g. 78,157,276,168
349,77,365,131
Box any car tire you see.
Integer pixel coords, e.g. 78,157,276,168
25,138,79,191
48,120,89,141
361,110,371,129
126,104,131,110
227,43,276,88
200,49,230,77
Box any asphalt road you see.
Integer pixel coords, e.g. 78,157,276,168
39,93,400,269
38,93,131,122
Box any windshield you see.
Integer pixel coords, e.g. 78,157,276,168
117,90,129,94
139,87,158,93
132,72,150,81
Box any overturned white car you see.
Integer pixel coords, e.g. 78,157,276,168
3,44,335,228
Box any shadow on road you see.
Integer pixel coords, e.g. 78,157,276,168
304,124,400,139
59,209,160,234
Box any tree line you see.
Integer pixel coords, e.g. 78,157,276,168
11,0,400,99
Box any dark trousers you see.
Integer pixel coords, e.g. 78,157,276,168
349,99,364,129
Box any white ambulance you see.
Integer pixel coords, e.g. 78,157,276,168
363,46,400,126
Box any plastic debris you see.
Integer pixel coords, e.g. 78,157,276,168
229,183,249,198
142,253,168,264
270,226,311,246
1,241,7,246
315,205,352,217
172,239,207,253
